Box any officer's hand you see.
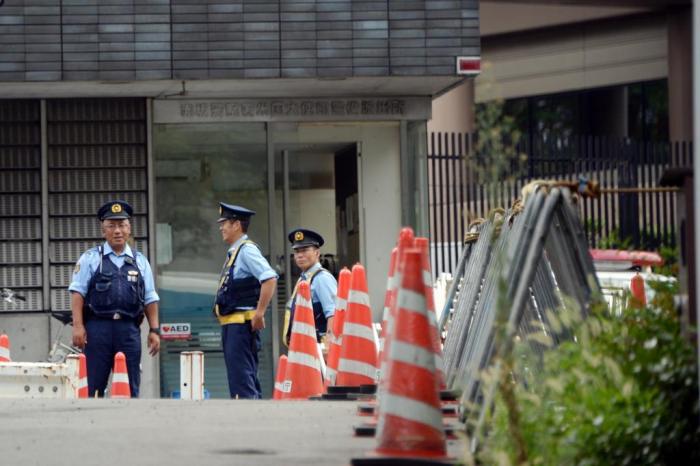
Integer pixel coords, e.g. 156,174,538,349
148,332,160,356
251,313,265,331
72,324,87,349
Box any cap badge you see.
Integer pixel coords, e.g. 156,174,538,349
111,203,122,213
294,231,304,241
219,206,223,215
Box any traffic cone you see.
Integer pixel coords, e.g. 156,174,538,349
377,248,398,370
77,353,88,398
0,334,10,362
272,355,288,400
358,249,447,462
630,272,646,308
415,237,446,390
110,351,131,398
335,263,378,388
281,281,324,399
325,267,351,389
377,228,415,386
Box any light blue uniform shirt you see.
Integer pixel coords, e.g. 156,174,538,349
302,262,337,319
68,242,159,305
227,235,278,308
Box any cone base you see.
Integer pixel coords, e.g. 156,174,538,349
359,383,377,394
327,385,363,395
351,455,455,465
439,389,460,401
357,403,376,416
353,423,460,439
320,392,360,401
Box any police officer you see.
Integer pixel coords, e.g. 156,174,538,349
69,200,160,398
283,228,337,348
214,202,278,399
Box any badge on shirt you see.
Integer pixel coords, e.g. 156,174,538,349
127,270,139,282
73,262,80,274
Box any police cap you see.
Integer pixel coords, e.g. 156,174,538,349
98,200,132,221
218,202,256,223
288,228,324,249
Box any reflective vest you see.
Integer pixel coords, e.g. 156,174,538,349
214,240,262,323
284,267,328,343
85,247,145,319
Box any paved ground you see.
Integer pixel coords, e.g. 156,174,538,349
0,399,467,465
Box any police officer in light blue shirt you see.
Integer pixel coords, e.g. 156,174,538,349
69,200,160,398
283,228,337,348
214,202,278,399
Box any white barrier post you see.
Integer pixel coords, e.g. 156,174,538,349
180,351,204,400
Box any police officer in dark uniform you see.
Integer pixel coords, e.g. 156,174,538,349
69,200,160,398
283,228,337,349
215,202,278,399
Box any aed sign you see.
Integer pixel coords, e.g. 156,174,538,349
160,323,192,341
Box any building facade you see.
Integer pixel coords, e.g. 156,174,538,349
0,0,480,397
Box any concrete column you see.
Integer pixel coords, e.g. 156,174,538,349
669,6,693,142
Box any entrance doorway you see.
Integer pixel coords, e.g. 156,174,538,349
274,142,360,304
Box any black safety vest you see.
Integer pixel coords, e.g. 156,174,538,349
215,241,262,315
85,247,146,319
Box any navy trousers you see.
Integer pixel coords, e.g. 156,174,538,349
222,322,262,399
84,318,141,398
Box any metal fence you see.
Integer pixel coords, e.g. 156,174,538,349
428,132,693,276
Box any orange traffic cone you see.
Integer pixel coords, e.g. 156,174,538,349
377,248,398,370
415,237,446,390
325,267,351,389
377,227,415,387
0,334,10,362
77,353,88,398
630,272,647,308
370,248,447,461
336,263,378,388
272,355,288,400
281,281,324,399
110,352,131,398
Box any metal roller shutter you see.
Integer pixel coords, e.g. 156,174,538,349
0,100,43,313
47,99,149,312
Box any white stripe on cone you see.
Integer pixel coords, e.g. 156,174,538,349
287,350,321,372
348,290,370,307
390,340,437,373
335,297,347,310
0,348,9,360
397,289,426,314
379,392,443,431
291,321,317,339
295,296,313,310
112,372,129,384
337,358,377,381
342,322,376,342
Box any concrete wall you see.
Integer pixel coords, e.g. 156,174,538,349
0,0,480,82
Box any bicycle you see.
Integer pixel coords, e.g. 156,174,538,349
2,288,81,363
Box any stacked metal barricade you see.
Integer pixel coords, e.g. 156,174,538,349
439,186,600,450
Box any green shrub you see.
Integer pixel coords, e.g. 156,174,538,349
479,286,699,465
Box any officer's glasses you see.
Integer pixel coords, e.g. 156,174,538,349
103,222,129,231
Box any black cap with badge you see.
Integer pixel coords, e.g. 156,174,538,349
97,200,133,221
288,228,324,249
217,202,256,223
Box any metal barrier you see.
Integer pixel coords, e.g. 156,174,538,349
439,186,600,451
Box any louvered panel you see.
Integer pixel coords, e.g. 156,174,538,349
50,192,148,216
0,123,41,146
0,171,41,193
0,265,42,288
0,147,41,169
0,241,41,264
48,145,146,169
50,239,148,263
48,99,145,122
0,194,41,217
0,290,42,312
48,169,147,192
50,264,74,288
0,218,42,240
49,216,148,239
50,289,71,312
0,100,40,122
48,122,146,145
